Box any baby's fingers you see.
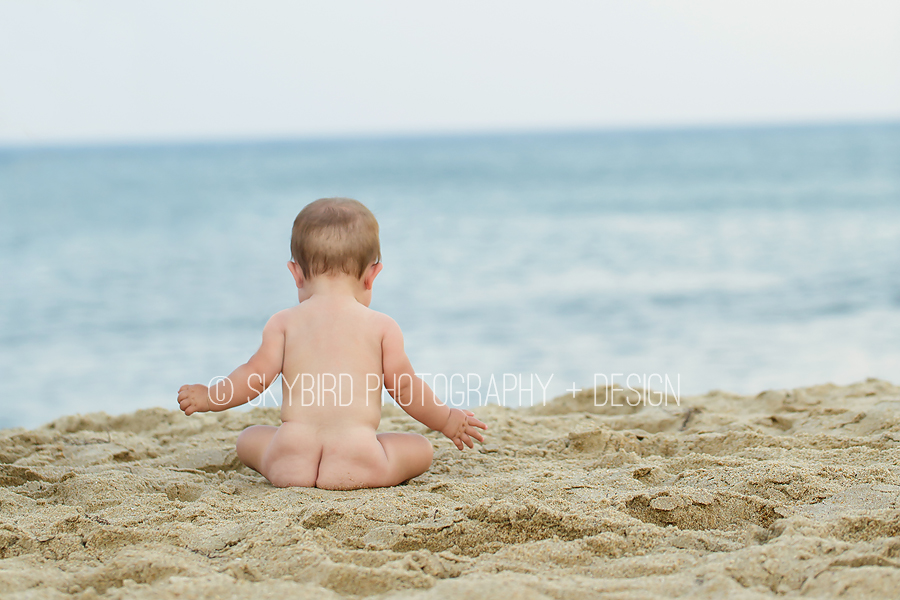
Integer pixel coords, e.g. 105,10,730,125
462,410,488,431
467,415,487,430
466,426,486,443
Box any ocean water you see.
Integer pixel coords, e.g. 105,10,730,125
1,124,899,429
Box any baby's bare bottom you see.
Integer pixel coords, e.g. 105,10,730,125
236,422,434,489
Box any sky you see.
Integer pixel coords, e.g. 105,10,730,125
0,0,898,146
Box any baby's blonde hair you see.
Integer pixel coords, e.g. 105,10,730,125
290,198,381,279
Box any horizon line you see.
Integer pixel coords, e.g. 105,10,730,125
2,116,898,152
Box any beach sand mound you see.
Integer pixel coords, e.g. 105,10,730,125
2,379,900,598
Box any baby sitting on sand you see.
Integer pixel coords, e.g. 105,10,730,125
177,198,487,489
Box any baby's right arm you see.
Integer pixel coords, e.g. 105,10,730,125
178,312,287,415
381,316,487,449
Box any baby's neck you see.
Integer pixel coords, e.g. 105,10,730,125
304,274,365,300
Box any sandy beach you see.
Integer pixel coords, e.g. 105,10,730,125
3,379,900,598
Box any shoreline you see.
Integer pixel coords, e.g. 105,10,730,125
2,379,900,598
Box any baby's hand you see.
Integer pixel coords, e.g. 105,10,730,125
440,408,487,450
177,384,211,416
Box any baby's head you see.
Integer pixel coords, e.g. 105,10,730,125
289,198,382,300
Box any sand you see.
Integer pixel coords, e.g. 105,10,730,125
2,379,900,599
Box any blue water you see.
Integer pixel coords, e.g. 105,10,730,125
1,124,899,429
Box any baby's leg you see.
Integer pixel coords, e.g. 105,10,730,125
375,432,434,486
236,425,278,474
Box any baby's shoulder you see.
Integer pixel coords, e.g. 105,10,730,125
263,306,301,331
361,307,398,329
359,309,404,343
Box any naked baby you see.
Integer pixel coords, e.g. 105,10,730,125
177,198,487,489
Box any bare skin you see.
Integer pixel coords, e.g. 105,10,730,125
177,260,487,489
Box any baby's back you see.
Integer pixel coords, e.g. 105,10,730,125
279,296,385,429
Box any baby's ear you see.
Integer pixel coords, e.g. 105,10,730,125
364,262,383,291
287,260,305,289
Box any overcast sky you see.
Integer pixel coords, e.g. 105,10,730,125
0,0,898,145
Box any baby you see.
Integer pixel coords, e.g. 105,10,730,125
177,197,487,489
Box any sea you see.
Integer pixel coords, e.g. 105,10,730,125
1,123,898,429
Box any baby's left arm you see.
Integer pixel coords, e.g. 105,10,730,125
381,315,486,448
178,312,287,415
